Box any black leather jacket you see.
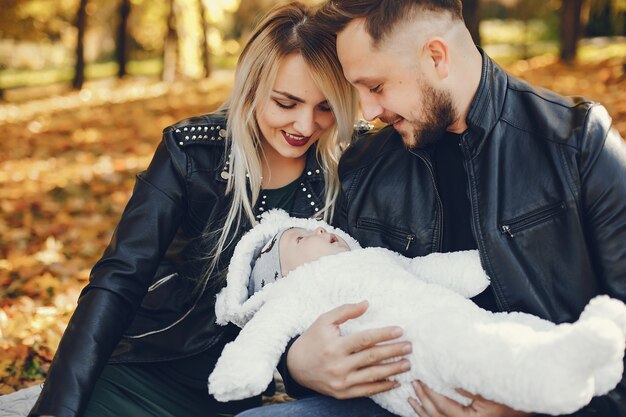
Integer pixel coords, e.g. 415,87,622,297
30,112,326,417
334,54,626,416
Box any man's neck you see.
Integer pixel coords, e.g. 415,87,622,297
448,45,483,133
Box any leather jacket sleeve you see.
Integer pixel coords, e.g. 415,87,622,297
29,136,187,417
579,105,626,302
564,106,626,417
276,338,318,398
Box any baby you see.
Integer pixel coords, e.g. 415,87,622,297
246,225,486,300
210,210,626,417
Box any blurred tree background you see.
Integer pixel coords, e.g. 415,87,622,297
0,0,624,97
0,0,625,394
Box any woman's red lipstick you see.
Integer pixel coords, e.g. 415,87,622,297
282,131,311,147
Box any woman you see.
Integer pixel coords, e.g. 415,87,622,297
30,3,357,417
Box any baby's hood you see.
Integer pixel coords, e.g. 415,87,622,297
214,209,361,327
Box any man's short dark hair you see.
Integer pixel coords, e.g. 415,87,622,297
316,0,464,45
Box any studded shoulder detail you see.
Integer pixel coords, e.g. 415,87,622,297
172,123,227,147
354,119,375,135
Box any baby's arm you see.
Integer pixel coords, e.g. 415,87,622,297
209,297,308,402
401,250,489,298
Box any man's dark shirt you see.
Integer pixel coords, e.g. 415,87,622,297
432,131,497,312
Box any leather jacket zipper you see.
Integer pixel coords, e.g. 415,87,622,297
460,134,507,312
147,273,177,292
500,201,566,237
125,273,209,339
408,149,444,252
356,218,416,252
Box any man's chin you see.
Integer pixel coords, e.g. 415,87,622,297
398,126,442,150
396,125,420,149
401,134,418,150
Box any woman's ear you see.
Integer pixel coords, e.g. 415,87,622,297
423,38,450,80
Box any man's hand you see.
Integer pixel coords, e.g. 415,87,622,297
409,380,534,417
286,301,412,399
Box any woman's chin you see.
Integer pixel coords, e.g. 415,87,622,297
276,144,311,160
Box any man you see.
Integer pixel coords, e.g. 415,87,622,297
237,1,626,416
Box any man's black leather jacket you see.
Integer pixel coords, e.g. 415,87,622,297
334,54,626,416
30,112,326,417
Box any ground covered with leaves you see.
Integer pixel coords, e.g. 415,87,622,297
0,73,233,394
1,56,625,394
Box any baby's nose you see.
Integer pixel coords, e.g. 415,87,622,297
314,227,326,235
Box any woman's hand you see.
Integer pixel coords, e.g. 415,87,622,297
286,300,412,399
409,380,534,417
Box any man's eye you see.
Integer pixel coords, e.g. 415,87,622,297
296,236,303,243
369,84,382,94
274,100,296,109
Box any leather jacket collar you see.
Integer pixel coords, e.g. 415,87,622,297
465,50,508,157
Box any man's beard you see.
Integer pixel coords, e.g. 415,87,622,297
399,83,456,150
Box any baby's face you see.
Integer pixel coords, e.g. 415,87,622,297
279,227,350,276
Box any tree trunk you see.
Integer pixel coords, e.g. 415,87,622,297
560,0,584,64
462,0,481,46
198,0,212,78
162,0,179,82
116,0,131,78
73,0,88,90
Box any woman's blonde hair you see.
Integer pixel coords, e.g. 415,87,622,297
202,1,358,290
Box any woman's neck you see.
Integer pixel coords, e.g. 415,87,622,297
260,142,307,189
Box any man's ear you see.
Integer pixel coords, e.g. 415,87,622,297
423,38,450,80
